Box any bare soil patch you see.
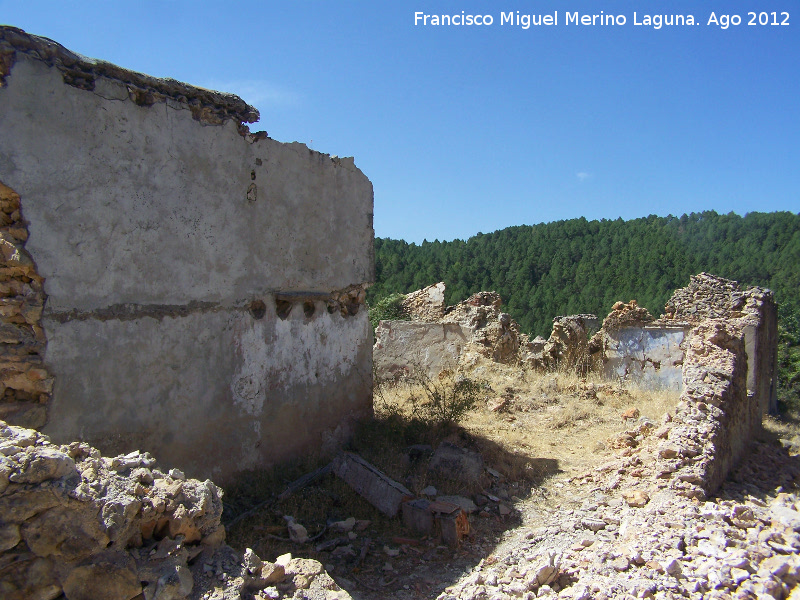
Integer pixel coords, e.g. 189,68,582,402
224,363,682,599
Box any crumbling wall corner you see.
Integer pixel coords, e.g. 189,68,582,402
0,180,52,430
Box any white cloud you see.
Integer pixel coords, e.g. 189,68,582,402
198,79,302,109
576,172,591,182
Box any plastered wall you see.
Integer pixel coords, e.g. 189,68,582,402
602,326,687,390
374,321,471,379
0,28,374,482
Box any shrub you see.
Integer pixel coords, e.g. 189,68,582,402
368,292,409,331
409,373,485,427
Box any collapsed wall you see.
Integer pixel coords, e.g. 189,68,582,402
669,320,756,496
0,27,375,483
374,284,528,378
662,272,779,416
591,273,778,415
524,314,600,372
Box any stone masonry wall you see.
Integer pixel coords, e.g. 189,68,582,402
660,273,779,415
0,181,52,430
0,27,375,483
401,281,446,323
663,320,755,498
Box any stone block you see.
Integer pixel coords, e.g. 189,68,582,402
332,452,412,517
401,498,434,536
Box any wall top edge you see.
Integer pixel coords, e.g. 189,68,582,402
0,25,260,125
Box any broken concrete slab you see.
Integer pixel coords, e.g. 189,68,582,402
331,452,412,517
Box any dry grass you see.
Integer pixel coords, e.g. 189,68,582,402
761,409,800,454
375,359,680,482
224,359,682,583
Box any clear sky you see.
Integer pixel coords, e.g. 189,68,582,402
2,1,798,243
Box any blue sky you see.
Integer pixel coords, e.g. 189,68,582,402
2,1,798,243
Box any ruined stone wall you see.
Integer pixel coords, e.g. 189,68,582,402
0,28,375,483
660,273,778,415
401,281,446,322
524,314,600,372
374,289,529,379
588,275,778,414
661,321,756,497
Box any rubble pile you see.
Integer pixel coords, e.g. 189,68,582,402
525,315,600,372
402,282,446,323
0,421,350,600
0,181,52,430
441,291,527,365
439,440,800,600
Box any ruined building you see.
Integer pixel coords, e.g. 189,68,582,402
374,283,530,379
375,274,778,420
593,273,778,416
374,274,778,500
0,27,375,483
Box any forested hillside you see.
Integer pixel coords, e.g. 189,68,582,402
369,211,800,407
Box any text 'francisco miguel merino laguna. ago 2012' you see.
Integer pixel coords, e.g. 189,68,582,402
413,11,791,30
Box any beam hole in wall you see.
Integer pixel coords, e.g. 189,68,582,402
303,301,315,319
246,183,257,203
249,300,266,320
276,299,292,320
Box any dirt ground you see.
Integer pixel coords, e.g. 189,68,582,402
222,362,798,600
